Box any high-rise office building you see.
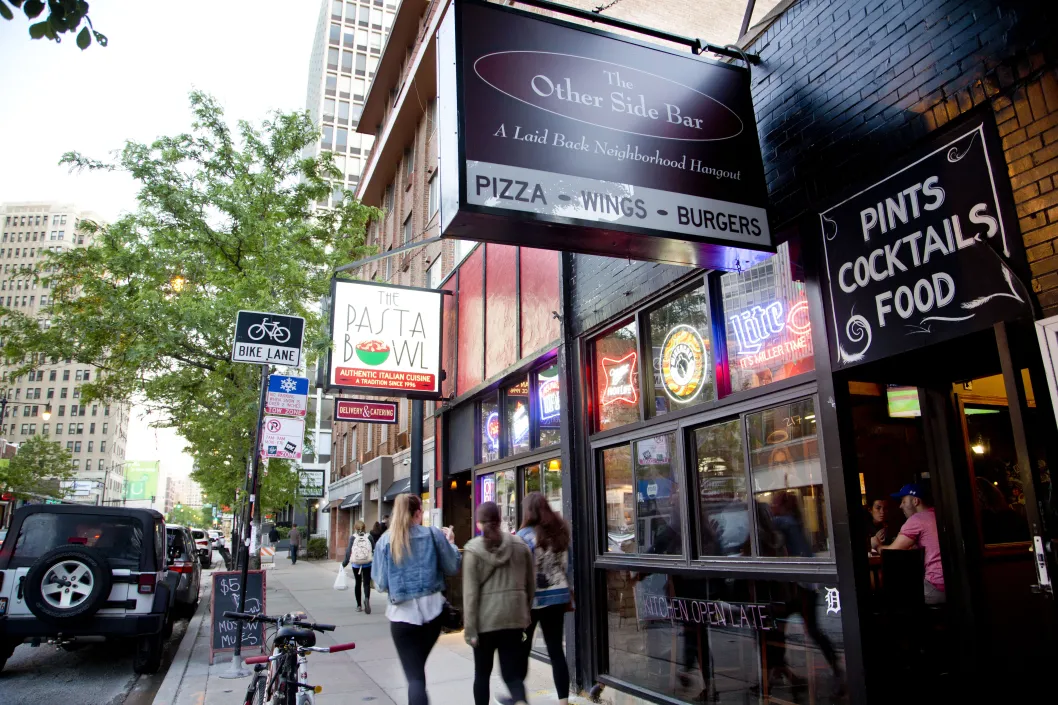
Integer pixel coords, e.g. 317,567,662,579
0,202,131,505
305,0,397,208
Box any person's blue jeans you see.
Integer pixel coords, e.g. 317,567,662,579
289,545,299,564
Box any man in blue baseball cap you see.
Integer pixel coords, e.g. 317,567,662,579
884,483,945,604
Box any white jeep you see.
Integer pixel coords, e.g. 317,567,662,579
0,504,174,674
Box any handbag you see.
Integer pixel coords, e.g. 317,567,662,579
432,529,464,632
333,564,349,591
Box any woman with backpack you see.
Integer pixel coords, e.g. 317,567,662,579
516,492,572,705
463,501,534,705
374,494,460,705
342,520,375,613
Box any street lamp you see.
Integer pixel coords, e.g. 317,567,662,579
42,404,52,421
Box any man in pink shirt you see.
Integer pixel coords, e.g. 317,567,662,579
885,484,946,605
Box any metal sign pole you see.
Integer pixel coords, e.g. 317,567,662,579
224,363,269,678
409,399,424,498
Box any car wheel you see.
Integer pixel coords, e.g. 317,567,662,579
133,626,165,674
24,545,113,622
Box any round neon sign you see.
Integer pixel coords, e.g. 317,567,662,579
660,325,708,403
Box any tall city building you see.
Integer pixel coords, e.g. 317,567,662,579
170,475,204,509
0,202,131,505
305,0,397,207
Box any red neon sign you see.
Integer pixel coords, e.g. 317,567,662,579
600,351,638,407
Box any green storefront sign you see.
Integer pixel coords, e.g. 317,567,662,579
123,460,160,500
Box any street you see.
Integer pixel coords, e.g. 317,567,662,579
0,561,219,705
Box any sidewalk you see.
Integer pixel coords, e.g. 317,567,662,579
154,554,592,705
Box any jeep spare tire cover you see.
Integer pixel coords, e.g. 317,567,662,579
24,545,113,621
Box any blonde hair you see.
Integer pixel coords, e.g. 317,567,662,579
390,494,422,565
354,520,366,533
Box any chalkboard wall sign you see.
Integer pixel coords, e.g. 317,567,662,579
209,569,267,664
819,114,1032,368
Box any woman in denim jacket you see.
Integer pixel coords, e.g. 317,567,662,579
374,494,461,705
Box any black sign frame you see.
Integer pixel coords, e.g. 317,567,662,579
334,398,400,424
231,310,305,367
437,0,773,270
817,110,1034,369
209,569,266,663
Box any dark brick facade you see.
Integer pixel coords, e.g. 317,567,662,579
570,0,1058,329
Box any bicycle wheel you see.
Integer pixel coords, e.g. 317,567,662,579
272,326,290,343
247,323,266,341
243,673,265,705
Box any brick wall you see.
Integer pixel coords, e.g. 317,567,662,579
745,0,1058,310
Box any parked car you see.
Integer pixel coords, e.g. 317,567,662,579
164,525,202,616
0,504,173,674
206,529,225,549
190,528,212,567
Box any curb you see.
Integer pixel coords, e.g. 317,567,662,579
151,597,208,705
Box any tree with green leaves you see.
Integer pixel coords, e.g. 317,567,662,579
0,0,106,49
0,434,75,499
166,504,201,528
0,90,379,513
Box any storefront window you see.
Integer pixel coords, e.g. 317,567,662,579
602,570,847,702
602,445,635,554
537,362,561,447
480,392,500,464
506,376,531,456
647,284,714,417
694,419,749,557
634,434,683,556
748,398,830,558
721,241,814,393
478,469,517,533
524,458,563,516
594,321,640,432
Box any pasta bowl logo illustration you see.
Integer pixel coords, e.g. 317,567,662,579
355,339,391,366
661,325,707,403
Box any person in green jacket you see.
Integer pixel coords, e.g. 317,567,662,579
463,501,534,705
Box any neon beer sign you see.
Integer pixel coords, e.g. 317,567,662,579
728,300,811,369
601,351,638,406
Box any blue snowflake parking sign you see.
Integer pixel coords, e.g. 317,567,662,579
265,375,309,417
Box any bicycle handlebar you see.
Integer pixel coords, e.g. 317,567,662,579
245,655,270,664
328,642,355,653
223,611,335,632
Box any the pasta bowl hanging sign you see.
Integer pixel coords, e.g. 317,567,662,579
328,279,444,399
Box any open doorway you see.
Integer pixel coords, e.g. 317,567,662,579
844,328,1055,701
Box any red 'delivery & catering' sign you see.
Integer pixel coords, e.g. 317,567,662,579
334,399,399,425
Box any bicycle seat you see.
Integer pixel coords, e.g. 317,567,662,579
275,625,317,647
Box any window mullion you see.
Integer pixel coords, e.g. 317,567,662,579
742,412,760,557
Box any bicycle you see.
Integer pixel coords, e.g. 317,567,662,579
224,610,355,705
247,318,291,343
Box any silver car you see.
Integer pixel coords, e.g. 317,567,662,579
164,525,202,615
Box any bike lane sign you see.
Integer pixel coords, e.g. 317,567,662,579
231,310,305,366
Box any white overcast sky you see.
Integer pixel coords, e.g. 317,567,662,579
0,1,323,478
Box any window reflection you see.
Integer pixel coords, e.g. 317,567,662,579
537,362,561,447
595,321,640,432
748,398,830,558
480,392,499,464
603,445,635,554
604,570,847,702
648,284,713,417
721,241,814,392
506,376,530,456
695,420,750,557
634,434,683,556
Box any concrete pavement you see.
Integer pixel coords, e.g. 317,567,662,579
153,554,592,705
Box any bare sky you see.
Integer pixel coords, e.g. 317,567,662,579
0,1,323,476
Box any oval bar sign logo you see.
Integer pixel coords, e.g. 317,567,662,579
473,52,743,143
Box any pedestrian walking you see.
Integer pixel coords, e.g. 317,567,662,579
369,520,384,545
374,494,460,705
288,523,302,565
464,501,534,705
268,524,280,546
516,492,572,705
343,520,376,613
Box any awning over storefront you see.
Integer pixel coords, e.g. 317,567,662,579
322,497,344,513
382,474,430,502
339,492,362,510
